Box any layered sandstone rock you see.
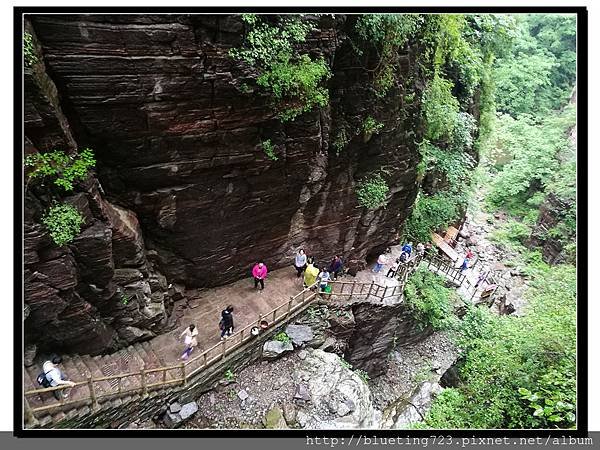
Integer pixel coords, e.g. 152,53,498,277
24,14,423,354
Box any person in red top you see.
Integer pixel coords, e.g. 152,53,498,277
252,262,268,291
466,248,474,260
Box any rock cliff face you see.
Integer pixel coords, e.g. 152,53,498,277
24,14,423,354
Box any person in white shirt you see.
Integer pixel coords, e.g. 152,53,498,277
373,254,387,273
42,360,75,400
180,324,198,360
318,268,331,292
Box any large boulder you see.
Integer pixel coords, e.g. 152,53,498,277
262,340,294,359
285,324,314,346
293,349,381,429
264,406,288,429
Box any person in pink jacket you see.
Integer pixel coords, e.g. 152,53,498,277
252,262,268,291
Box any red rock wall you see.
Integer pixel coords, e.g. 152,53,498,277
24,14,423,354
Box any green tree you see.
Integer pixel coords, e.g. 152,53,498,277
420,265,576,429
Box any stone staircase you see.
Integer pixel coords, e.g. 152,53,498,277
23,341,173,427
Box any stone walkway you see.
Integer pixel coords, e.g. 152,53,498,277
24,243,478,426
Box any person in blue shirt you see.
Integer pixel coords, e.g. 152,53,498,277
402,242,413,255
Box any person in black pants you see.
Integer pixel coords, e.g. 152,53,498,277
220,305,235,340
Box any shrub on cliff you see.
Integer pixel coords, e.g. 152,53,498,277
403,192,461,243
229,14,331,122
355,173,389,209
403,268,458,331
42,203,84,246
24,148,96,191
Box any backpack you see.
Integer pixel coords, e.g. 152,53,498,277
399,252,408,263
37,371,51,388
219,318,225,331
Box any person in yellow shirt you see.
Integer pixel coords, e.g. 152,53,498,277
303,258,320,288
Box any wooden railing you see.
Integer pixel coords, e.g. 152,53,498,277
24,281,327,420
23,251,477,422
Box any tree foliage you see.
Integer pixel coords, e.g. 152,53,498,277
403,268,459,331
494,14,576,116
354,14,421,97
403,192,462,243
421,264,576,429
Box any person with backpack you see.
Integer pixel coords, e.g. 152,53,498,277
386,259,400,278
399,251,409,263
179,324,198,360
294,249,307,278
328,255,343,281
402,242,413,256
39,360,75,400
466,248,474,260
252,262,268,292
220,306,234,340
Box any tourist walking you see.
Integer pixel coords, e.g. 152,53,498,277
328,255,343,280
179,324,198,360
386,259,400,278
475,271,488,288
220,306,235,340
416,242,425,256
304,259,319,288
402,242,413,256
252,262,268,291
460,257,469,273
294,249,307,278
40,360,75,400
318,268,331,292
373,254,387,273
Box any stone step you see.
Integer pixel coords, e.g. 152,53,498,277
58,356,89,405
80,356,114,404
108,348,143,396
136,342,170,385
100,355,121,390
70,355,92,381
23,366,46,410
142,341,176,383
51,411,66,423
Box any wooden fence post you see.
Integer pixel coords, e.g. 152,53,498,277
140,368,148,396
221,340,226,359
350,281,356,298
87,376,98,410
180,362,187,386
368,281,374,297
287,297,293,316
24,398,38,428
